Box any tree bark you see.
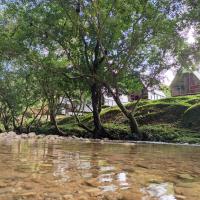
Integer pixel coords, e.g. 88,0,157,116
49,108,64,136
98,87,102,114
104,83,142,140
91,83,107,138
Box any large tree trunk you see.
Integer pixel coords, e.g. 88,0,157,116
98,87,103,114
127,112,140,137
91,83,107,138
49,109,56,126
115,94,141,139
49,108,63,136
105,84,142,140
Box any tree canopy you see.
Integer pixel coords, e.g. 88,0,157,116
0,0,197,138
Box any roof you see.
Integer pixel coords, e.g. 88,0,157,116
170,68,200,88
193,71,200,80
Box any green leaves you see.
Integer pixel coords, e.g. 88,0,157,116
0,0,194,132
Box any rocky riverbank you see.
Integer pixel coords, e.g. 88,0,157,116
0,131,86,143
1,131,200,147
0,131,126,145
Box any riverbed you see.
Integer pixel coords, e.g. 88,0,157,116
0,134,200,200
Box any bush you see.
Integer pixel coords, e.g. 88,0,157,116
141,124,180,142
140,124,199,143
104,123,132,140
182,103,200,130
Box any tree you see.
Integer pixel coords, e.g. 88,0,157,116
58,0,185,138
1,0,189,139
0,62,42,132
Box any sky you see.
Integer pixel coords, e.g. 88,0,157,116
162,28,197,86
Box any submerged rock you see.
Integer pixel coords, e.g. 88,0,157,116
63,194,74,200
177,174,194,181
0,182,7,188
175,194,186,199
19,192,37,198
83,179,99,187
136,164,149,169
85,187,102,195
141,182,176,200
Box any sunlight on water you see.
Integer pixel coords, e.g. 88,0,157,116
0,138,200,199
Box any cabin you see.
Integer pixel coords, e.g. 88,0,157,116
128,89,166,101
128,85,166,101
58,84,166,115
170,69,200,97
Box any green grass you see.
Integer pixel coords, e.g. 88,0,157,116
140,124,200,143
38,94,200,143
97,94,200,129
182,103,200,130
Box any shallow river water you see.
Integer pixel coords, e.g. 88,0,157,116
0,138,200,200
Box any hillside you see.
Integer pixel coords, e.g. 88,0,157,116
42,94,200,144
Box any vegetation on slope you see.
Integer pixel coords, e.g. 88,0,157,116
38,94,200,144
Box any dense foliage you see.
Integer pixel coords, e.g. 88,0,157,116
0,0,198,139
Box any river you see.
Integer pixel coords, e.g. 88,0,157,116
0,137,200,200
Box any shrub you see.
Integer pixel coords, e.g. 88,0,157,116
140,124,199,143
182,103,200,130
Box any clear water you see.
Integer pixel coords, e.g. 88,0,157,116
0,138,200,200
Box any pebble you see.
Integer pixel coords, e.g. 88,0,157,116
175,194,186,199
83,179,99,187
136,164,149,169
85,188,102,196
0,182,7,188
19,192,36,197
63,194,74,200
78,196,88,200
177,174,194,181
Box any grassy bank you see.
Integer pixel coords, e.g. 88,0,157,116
39,94,200,144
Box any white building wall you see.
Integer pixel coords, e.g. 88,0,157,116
148,91,166,100
104,95,129,107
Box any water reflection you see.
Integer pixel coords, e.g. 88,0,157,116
0,139,200,199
